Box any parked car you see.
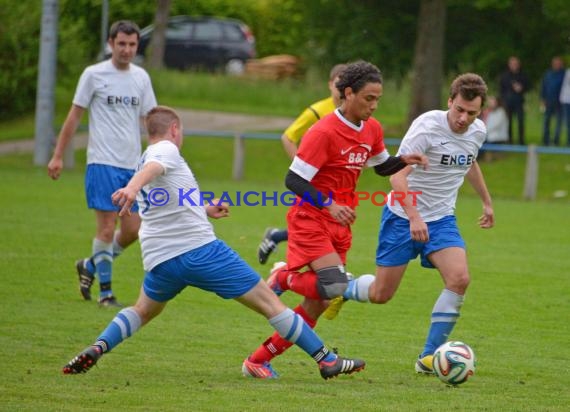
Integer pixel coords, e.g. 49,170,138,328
134,15,256,74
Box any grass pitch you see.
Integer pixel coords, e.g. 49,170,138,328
0,142,569,411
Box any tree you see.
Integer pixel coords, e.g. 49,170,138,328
148,0,171,70
408,0,446,124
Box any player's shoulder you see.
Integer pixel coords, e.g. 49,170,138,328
471,117,486,133
309,97,335,116
467,118,487,143
408,110,446,133
129,63,151,77
82,60,110,76
416,109,445,124
147,140,179,157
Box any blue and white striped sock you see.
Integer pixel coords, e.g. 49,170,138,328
343,274,375,302
92,238,113,299
96,307,142,353
269,308,336,363
421,289,464,357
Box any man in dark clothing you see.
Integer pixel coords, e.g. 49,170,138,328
540,56,565,146
499,56,530,145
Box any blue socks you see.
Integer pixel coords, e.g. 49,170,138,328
86,233,125,299
92,238,114,299
421,289,464,357
96,307,142,353
269,308,336,363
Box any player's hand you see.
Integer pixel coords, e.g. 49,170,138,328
206,198,230,219
478,204,494,228
112,188,136,217
326,202,356,226
401,153,429,170
47,157,63,180
409,215,429,242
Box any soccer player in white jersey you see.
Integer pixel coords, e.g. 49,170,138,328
62,106,365,380
325,73,494,374
48,21,157,307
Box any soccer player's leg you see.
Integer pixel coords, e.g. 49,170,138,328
84,164,136,307
416,217,468,374
63,272,173,374
325,206,413,320
266,261,288,296
285,214,349,301
92,211,122,307
258,228,288,265
238,283,365,379
244,300,322,377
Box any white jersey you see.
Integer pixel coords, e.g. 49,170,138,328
73,59,157,169
136,140,216,271
388,110,486,222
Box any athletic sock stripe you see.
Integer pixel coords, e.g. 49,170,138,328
284,314,303,342
115,314,130,338
267,342,277,354
92,251,113,263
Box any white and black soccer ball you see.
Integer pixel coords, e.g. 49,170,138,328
433,341,476,385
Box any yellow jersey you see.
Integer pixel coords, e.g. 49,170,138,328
283,96,336,144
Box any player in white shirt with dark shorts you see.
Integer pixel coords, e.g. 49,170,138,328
48,21,157,307
62,106,365,380
325,73,495,374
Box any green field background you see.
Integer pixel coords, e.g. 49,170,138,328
1,137,569,411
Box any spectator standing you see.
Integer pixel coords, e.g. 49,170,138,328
559,66,570,146
480,96,508,161
499,56,530,145
540,56,565,146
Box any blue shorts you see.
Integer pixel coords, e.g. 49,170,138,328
143,239,261,302
85,164,138,212
375,206,465,269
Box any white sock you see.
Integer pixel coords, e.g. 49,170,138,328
344,274,375,302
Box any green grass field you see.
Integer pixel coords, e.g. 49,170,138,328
1,138,569,411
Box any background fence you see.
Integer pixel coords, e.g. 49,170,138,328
183,129,570,201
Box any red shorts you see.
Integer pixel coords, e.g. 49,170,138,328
286,206,352,270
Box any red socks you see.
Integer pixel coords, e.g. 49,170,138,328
249,305,317,364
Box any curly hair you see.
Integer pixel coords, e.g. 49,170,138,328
449,73,488,107
335,60,382,99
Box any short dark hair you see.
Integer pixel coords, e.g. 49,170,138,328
109,20,141,41
145,106,180,136
329,64,348,81
335,60,382,99
449,73,488,107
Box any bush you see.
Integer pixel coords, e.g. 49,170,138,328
0,2,41,120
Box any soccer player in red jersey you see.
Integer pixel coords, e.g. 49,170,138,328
242,61,427,378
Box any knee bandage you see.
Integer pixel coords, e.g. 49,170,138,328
316,265,348,299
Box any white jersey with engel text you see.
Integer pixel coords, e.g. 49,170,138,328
388,110,486,222
136,140,216,271
73,59,157,170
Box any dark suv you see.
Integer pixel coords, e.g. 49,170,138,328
137,16,256,74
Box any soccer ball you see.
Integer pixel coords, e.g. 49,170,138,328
432,341,476,385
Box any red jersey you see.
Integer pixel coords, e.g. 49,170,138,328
289,109,388,218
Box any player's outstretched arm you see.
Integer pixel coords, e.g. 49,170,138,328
112,162,164,216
